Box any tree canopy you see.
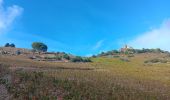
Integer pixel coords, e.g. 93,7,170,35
32,42,48,52
4,43,15,47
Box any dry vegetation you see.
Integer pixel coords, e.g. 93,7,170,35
0,53,170,100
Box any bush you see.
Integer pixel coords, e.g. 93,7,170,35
97,50,120,57
71,56,92,62
71,56,83,62
82,58,92,62
63,54,70,60
144,58,167,63
134,48,166,54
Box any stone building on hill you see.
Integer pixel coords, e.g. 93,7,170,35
120,45,134,54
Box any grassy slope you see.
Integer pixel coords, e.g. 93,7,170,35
0,53,170,100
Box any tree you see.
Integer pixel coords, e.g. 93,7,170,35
4,43,15,47
10,43,15,47
32,42,48,52
4,43,10,47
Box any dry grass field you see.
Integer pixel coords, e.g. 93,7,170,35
0,53,170,100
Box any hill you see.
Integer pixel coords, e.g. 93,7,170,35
1,47,170,99
0,47,91,63
95,48,169,57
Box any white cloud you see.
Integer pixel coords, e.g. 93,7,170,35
0,0,23,33
92,40,104,50
129,19,170,51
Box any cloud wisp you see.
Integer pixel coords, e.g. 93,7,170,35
0,0,23,33
92,40,104,50
129,19,170,51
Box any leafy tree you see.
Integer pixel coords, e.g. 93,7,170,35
4,43,10,47
10,43,15,47
4,43,15,47
32,42,48,52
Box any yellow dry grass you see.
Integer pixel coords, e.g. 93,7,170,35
0,53,170,99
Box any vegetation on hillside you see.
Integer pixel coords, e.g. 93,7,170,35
32,42,48,52
1,43,170,99
144,58,168,63
71,56,92,62
4,43,15,48
1,53,170,99
96,48,168,57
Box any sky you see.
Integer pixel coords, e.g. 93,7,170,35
0,0,170,56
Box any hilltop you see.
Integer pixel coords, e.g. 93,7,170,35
1,44,170,64
0,46,91,63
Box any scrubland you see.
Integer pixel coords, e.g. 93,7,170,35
0,53,170,100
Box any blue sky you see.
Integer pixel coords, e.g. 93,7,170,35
0,0,170,56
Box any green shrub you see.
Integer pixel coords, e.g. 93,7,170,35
71,56,83,62
83,58,92,62
144,58,167,63
71,56,92,62
63,54,70,60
